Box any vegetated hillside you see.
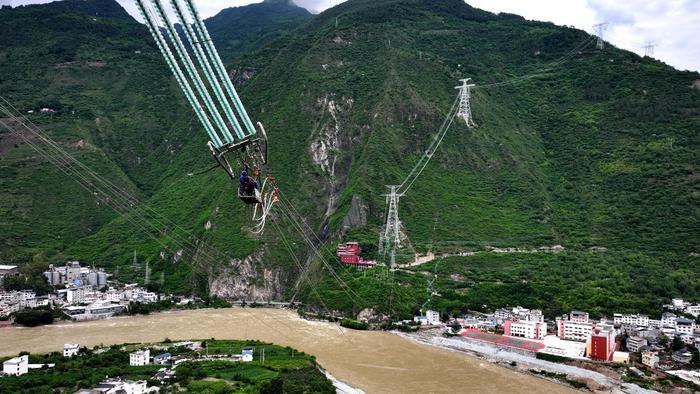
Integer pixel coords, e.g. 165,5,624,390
225,0,698,318
1,0,698,317
0,0,311,294
1,0,134,20
206,0,312,62
0,0,191,263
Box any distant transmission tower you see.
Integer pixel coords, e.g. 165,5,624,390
593,22,608,50
455,78,477,128
378,185,404,269
643,41,655,57
144,261,150,286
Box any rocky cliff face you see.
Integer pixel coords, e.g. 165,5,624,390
209,249,285,300
309,95,355,238
341,194,368,233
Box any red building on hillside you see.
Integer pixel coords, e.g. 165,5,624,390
336,242,377,269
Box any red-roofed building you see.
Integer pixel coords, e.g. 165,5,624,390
336,242,377,269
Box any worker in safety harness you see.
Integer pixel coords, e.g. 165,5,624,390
239,166,259,197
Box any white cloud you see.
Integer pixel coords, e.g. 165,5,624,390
466,0,700,72
2,0,698,71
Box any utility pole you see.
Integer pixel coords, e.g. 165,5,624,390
643,41,655,57
455,78,477,128
378,185,403,269
593,22,608,50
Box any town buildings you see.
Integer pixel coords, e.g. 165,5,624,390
414,309,441,326
613,313,649,327
0,290,50,317
129,349,150,366
503,307,547,340
64,343,80,358
1,260,159,320
74,378,157,394
664,299,700,317
43,262,107,287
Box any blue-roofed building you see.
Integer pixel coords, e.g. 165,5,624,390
153,353,172,365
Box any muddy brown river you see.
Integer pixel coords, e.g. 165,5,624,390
0,308,574,393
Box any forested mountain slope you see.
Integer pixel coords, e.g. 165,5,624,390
0,0,698,316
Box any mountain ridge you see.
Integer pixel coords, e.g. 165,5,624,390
0,0,698,318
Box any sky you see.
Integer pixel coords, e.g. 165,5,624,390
3,0,699,72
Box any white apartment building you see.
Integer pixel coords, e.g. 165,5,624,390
67,287,86,304
675,318,695,335
686,304,700,317
129,349,150,366
64,344,80,358
626,336,647,352
494,308,511,320
505,319,547,340
570,311,589,324
661,312,677,327
557,312,594,342
613,313,649,327
3,355,28,376
124,287,158,303
105,289,123,303
426,310,441,325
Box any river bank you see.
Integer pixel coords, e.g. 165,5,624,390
400,329,657,394
0,307,577,393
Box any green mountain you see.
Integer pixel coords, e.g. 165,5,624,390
1,0,698,318
206,0,312,61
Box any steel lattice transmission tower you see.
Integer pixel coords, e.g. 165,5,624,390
455,78,477,128
643,41,655,57
593,22,608,50
378,185,405,269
